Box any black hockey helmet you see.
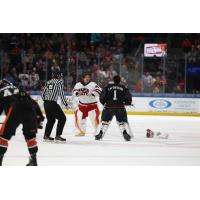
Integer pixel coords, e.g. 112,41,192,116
0,79,13,89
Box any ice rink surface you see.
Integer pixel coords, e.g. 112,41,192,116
1,115,200,166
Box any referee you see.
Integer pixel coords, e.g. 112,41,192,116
41,69,68,142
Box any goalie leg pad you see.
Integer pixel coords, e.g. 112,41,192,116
75,109,86,136
88,107,100,135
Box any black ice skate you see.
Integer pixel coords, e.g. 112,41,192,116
95,130,104,140
43,136,54,142
26,155,37,166
0,155,3,166
55,136,66,143
123,130,131,141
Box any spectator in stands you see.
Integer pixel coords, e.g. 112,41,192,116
181,38,192,53
36,57,46,80
188,45,197,63
79,50,88,69
29,68,39,90
0,33,200,93
4,71,15,83
120,60,129,81
91,59,99,82
152,76,161,93
10,67,20,85
142,72,153,93
19,73,29,90
105,65,117,83
134,80,142,93
174,84,183,93
64,73,74,91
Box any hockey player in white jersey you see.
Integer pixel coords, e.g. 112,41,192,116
72,73,101,136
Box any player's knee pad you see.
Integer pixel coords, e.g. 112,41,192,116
0,137,8,154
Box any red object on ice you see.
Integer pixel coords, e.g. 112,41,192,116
146,129,154,138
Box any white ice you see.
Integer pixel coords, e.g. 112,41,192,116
1,115,200,166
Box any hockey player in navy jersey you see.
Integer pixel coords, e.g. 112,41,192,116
95,75,133,141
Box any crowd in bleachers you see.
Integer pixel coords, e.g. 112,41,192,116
0,33,200,93
0,33,133,91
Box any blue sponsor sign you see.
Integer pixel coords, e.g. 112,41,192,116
149,99,172,109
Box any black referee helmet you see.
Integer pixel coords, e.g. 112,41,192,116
52,69,62,79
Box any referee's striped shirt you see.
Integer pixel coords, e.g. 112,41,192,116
41,78,68,106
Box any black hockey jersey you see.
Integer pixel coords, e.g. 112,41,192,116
0,80,44,127
100,83,132,108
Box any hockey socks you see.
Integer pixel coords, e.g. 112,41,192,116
0,137,8,166
26,138,38,154
26,138,38,166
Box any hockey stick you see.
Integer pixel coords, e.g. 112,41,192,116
125,103,135,108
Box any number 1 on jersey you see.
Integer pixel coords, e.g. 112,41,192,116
113,90,117,100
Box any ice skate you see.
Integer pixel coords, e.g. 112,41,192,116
0,155,3,166
95,130,104,140
26,155,37,166
55,136,66,143
43,136,54,142
123,130,131,141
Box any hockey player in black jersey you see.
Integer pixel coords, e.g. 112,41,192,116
0,79,43,166
95,75,133,141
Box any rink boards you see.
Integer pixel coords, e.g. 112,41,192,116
31,95,200,117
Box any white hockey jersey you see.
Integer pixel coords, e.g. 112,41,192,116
72,81,101,105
